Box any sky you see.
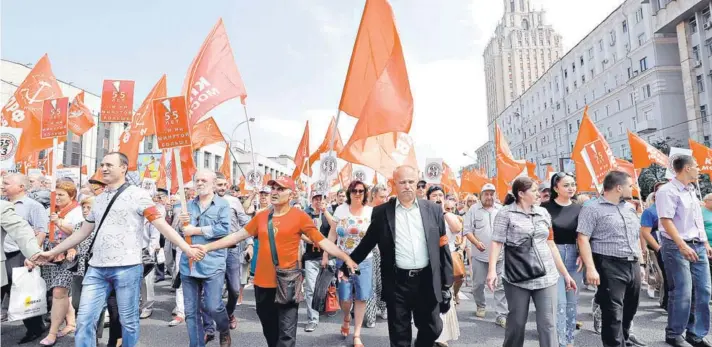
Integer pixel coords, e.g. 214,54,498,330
1,0,624,173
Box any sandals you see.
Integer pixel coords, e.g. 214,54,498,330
340,317,351,338
39,333,57,346
58,324,76,338
354,335,364,347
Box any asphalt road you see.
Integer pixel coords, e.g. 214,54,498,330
0,279,681,346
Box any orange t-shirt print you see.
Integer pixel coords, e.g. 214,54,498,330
246,208,326,288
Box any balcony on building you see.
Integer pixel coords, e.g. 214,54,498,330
636,119,658,134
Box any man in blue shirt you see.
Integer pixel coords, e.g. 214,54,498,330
641,182,667,310
178,169,232,347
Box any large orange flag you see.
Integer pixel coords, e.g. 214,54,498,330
690,139,712,175
184,18,247,127
442,162,460,194
118,75,167,170
545,165,555,180
339,0,415,177
572,106,616,192
219,145,232,186
156,153,167,189
461,168,490,194
308,116,344,166
495,124,526,201
615,158,641,197
291,122,311,180
628,131,668,169
191,117,224,149
526,161,541,183
67,91,95,136
2,54,65,160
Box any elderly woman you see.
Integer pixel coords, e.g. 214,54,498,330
364,184,389,328
40,180,84,345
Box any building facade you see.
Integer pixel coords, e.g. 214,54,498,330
653,0,712,146
483,0,564,123
481,0,689,179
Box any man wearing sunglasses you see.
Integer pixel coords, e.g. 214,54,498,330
416,180,428,200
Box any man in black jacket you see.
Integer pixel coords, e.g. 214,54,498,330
342,165,454,347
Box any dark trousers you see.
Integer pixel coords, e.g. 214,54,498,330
3,250,46,335
254,286,299,347
386,267,442,347
105,291,122,347
656,249,669,309
593,254,641,347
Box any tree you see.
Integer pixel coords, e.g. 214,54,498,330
637,137,712,199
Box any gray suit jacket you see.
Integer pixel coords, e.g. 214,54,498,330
0,200,42,286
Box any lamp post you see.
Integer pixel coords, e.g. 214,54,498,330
221,117,254,182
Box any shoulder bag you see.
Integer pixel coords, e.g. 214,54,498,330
267,209,304,305
503,211,546,283
64,183,130,272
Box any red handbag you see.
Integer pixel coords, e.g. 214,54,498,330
325,284,339,313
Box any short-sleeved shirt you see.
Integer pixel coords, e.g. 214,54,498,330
245,208,326,288
3,196,49,252
491,204,559,290
463,203,502,262
332,204,373,258
86,185,157,267
703,208,712,246
640,204,659,242
656,179,706,242
541,200,582,245
577,198,641,259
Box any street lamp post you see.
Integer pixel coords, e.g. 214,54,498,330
221,117,255,181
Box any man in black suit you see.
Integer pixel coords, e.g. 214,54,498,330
342,165,454,347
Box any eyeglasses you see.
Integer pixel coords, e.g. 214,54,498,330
350,189,365,194
417,184,426,189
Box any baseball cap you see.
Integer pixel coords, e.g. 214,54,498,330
539,182,551,191
267,176,296,191
311,191,325,199
259,186,271,193
481,183,496,193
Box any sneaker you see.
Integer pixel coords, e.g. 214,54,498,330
627,334,648,346
1,312,7,322
168,316,184,327
140,309,152,319
304,322,317,332
586,284,597,291
593,305,602,335
219,332,232,347
379,311,388,320
495,316,507,328
475,307,486,318
366,321,376,328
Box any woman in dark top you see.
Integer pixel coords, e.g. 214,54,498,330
541,172,583,347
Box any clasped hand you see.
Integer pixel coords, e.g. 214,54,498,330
188,244,208,261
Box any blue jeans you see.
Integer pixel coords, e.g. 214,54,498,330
556,244,582,346
225,248,243,317
337,257,373,301
75,265,143,347
662,238,712,340
182,271,230,347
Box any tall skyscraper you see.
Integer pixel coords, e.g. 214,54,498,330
483,0,564,124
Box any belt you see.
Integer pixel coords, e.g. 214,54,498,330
684,239,704,245
395,267,427,278
594,253,639,262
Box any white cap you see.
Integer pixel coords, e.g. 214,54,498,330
481,183,496,193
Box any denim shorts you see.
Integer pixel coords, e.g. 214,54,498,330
336,257,373,301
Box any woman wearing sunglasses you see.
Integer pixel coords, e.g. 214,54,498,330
541,172,583,347
326,180,374,347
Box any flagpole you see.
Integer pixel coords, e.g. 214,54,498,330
243,105,259,186
78,134,83,187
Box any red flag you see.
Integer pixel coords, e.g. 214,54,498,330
628,131,669,169
526,162,540,183
308,116,344,167
156,152,168,189
495,124,526,201
170,147,197,195
67,91,95,136
572,106,617,192
219,145,232,186
461,168,490,194
291,122,312,180
690,139,712,175
191,117,225,149
118,75,167,170
183,18,247,127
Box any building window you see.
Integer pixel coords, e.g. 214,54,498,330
702,105,709,122
214,155,221,172
638,33,646,46
642,84,651,98
610,30,616,45
619,122,625,135
622,20,628,33
564,69,568,78
510,0,515,12
588,47,594,60
705,136,711,147
577,119,581,129
704,7,711,24
706,39,712,57
693,45,701,61
617,99,621,111
572,62,576,72
691,16,698,33
698,75,705,92
640,57,648,71
635,7,643,23
193,150,199,165
569,123,573,133
594,110,599,121
204,152,211,169
582,75,586,83
580,56,584,66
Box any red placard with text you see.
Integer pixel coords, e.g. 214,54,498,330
100,79,135,122
152,96,191,149
40,97,69,139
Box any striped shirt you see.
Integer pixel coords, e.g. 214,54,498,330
577,198,641,259
491,204,559,290
3,196,48,253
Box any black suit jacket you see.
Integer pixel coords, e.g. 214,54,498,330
348,198,454,303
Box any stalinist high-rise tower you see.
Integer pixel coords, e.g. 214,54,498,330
483,0,564,124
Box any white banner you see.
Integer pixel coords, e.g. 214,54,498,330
423,158,443,184
0,127,22,171
56,168,81,184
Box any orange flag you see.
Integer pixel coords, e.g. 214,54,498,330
16,152,39,175
262,173,273,187
291,122,311,180
690,139,712,175
2,54,65,160
156,153,167,189
442,163,460,194
461,168,490,194
118,75,167,170
340,163,353,188
338,0,414,177
615,158,641,197
545,165,555,181
67,91,95,136
191,117,224,150
572,106,616,192
184,18,247,127
627,131,669,169
219,145,232,186
372,173,378,186
526,161,541,183
170,147,197,195
308,116,344,166
495,124,526,201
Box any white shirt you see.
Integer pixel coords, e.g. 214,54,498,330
394,198,429,270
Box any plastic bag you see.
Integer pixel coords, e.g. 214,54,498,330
8,267,47,321
156,248,166,264
310,265,336,313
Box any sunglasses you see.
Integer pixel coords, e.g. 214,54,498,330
351,189,365,194
417,184,426,189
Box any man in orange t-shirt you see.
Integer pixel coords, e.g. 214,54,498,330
194,176,358,347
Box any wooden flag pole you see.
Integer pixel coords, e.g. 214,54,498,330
48,137,59,243
173,147,192,268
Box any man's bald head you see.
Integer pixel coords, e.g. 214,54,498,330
393,165,419,204
194,169,217,197
4,173,29,190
